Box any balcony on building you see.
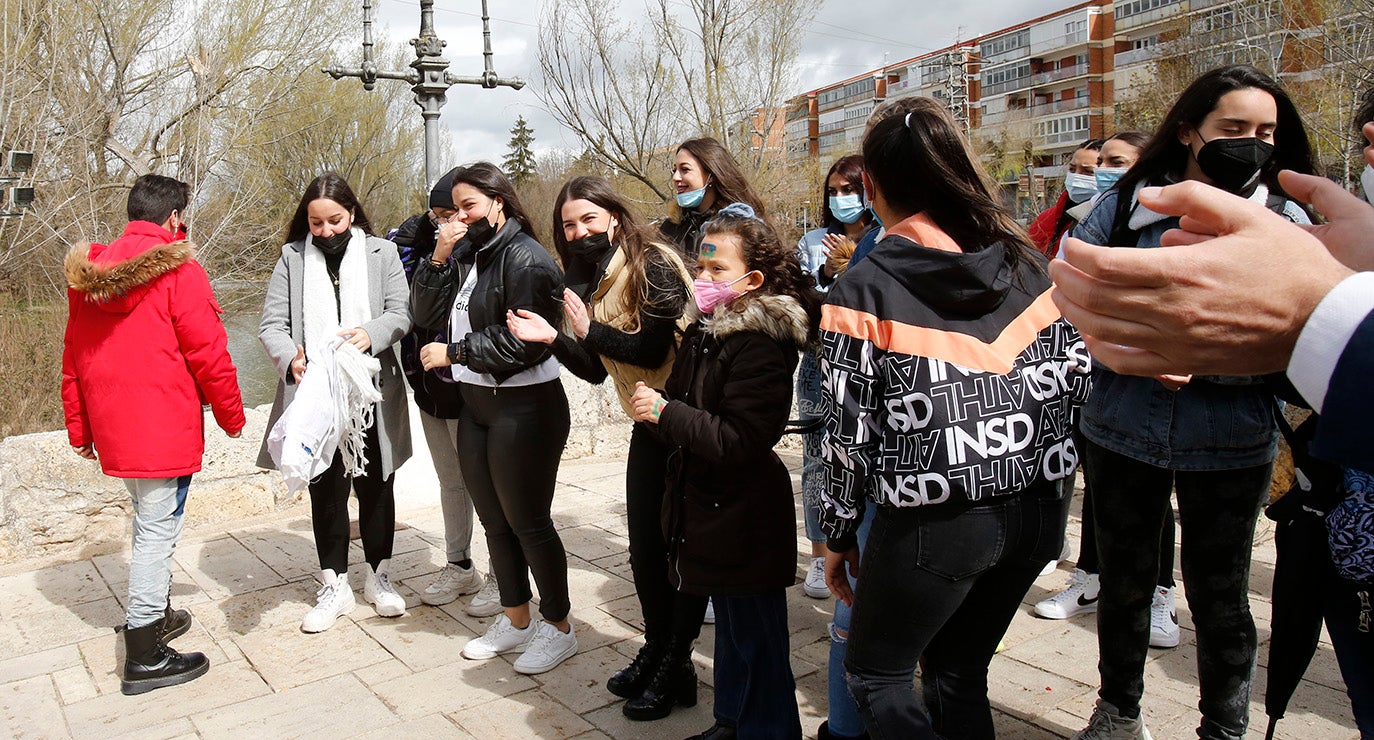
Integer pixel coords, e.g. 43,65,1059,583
1034,27,1090,57
1030,62,1089,86
1114,0,1186,32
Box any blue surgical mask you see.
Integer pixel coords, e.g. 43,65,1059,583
676,186,706,209
1361,165,1374,207
1095,166,1128,192
1064,172,1098,204
828,194,865,224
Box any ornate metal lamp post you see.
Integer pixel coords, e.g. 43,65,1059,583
324,0,525,188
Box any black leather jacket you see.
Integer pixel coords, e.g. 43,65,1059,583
410,219,565,384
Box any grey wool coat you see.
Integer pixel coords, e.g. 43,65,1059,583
256,235,413,478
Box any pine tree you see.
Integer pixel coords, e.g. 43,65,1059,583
503,116,537,184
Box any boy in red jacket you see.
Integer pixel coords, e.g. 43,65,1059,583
62,174,245,695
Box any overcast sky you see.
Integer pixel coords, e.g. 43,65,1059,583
359,0,1071,170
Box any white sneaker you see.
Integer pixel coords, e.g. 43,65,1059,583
512,621,578,675
364,559,406,618
1033,568,1100,619
420,563,485,606
1039,541,1074,577
461,614,537,660
703,598,715,625
803,557,830,599
301,569,357,633
464,575,503,617
1073,698,1153,739
1149,586,1180,648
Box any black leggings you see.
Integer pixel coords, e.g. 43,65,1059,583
459,380,571,622
309,421,394,573
625,423,708,647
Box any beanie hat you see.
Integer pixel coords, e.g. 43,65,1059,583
429,167,460,210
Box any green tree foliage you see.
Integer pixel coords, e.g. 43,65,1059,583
503,116,538,185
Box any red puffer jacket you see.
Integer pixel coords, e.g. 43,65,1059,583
62,221,245,478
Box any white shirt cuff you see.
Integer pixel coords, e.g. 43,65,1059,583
1288,272,1374,413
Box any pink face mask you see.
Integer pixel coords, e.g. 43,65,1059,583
693,273,753,314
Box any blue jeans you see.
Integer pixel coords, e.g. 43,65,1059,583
797,348,824,543
828,504,876,738
124,475,191,628
845,491,1068,739
1085,440,1271,740
713,591,802,739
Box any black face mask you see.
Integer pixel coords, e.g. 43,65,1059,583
314,229,352,255
465,201,500,248
567,231,614,264
1194,136,1274,193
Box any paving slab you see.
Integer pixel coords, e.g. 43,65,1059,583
0,454,1362,739
190,673,398,737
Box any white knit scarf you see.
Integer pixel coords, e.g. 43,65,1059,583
302,228,378,476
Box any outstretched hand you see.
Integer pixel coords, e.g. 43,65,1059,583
1049,179,1353,377
563,288,591,339
507,309,557,344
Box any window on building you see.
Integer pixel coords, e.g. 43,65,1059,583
1115,0,1183,21
981,29,1030,58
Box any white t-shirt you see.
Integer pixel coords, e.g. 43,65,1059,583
449,264,560,387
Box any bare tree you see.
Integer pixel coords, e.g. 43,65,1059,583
537,0,819,203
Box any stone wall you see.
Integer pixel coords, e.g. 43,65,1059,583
0,367,800,566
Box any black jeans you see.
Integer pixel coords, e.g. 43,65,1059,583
1084,439,1271,740
713,591,802,739
309,421,394,573
625,423,708,647
459,380,571,622
1074,425,1175,584
845,490,1068,739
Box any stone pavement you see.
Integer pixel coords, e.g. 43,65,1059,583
0,451,1361,739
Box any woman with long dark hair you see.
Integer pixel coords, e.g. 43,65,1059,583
505,175,699,720
1067,65,1314,740
258,172,413,633
659,137,766,260
819,96,1090,738
412,162,576,676
796,154,876,605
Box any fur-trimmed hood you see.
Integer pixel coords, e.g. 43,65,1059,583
65,238,195,310
690,293,810,348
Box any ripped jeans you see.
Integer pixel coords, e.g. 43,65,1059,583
828,503,877,738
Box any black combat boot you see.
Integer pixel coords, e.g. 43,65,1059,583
158,589,192,644
606,641,663,699
623,639,697,721
121,622,209,695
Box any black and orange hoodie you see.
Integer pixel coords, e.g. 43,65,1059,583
818,214,1092,552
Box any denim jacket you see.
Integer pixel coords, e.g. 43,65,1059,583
1069,181,1309,470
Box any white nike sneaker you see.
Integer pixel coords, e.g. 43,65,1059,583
461,614,536,660
1149,586,1180,648
301,569,357,633
803,557,830,599
1033,568,1100,620
364,559,406,618
512,621,578,674
420,563,485,606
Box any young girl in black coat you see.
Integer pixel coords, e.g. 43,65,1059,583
630,203,819,740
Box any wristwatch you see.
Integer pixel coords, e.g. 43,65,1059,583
446,339,465,366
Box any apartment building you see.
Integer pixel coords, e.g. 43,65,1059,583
784,0,1347,214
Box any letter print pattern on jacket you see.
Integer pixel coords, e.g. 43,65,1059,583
818,256,1092,542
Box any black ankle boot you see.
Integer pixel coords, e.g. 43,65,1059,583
623,642,697,721
158,590,192,644
121,622,209,695
607,642,663,699
684,722,737,740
